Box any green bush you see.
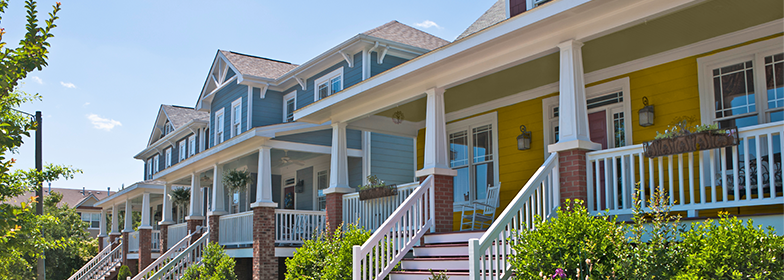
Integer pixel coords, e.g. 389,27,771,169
116,265,132,280
180,242,237,280
285,223,371,280
676,213,784,279
509,200,626,279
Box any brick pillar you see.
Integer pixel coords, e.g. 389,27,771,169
432,175,454,232
138,228,151,274
558,149,589,205
98,236,105,252
325,192,344,233
187,218,204,243
159,225,168,254
121,231,129,265
208,215,220,244
110,233,121,250
252,207,277,280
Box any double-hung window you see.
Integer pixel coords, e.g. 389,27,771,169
314,67,343,101
317,170,329,211
283,91,297,122
231,98,242,137
153,155,159,175
81,212,101,229
188,135,196,156
179,139,187,161
214,108,225,144
147,159,153,179
165,148,172,168
447,113,499,205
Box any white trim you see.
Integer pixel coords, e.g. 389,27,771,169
178,139,187,162
362,131,372,185
231,98,242,138
362,50,370,80
188,135,196,157
313,67,344,102
164,148,172,168
283,91,297,123
214,108,225,145
444,112,500,206
339,51,354,68
247,86,253,131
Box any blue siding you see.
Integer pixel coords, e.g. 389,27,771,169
344,52,363,88
348,157,362,190
296,167,314,210
252,88,284,127
370,132,415,185
370,53,407,77
209,82,248,147
296,52,363,109
272,129,362,149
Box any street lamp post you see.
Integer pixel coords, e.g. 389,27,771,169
14,109,44,280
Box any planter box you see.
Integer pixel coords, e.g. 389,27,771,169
359,185,397,201
644,128,739,158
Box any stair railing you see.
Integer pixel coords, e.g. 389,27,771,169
67,239,117,280
352,175,435,280
134,227,202,280
79,239,124,280
144,229,210,280
468,153,559,280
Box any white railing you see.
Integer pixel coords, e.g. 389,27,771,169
134,227,202,280
168,223,188,249
275,209,327,244
146,230,210,280
219,211,253,246
468,153,559,280
352,175,434,280
343,182,418,231
67,239,121,280
152,230,161,251
129,231,140,252
586,122,783,216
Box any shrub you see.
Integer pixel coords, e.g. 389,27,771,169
676,213,784,279
428,270,449,279
508,199,626,279
180,242,237,280
116,265,132,280
285,223,371,280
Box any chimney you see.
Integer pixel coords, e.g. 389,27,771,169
82,187,85,195
508,0,527,18
108,186,111,195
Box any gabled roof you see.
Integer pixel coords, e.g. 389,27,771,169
220,51,299,80
147,105,208,147
3,187,113,210
456,0,507,41
363,20,450,50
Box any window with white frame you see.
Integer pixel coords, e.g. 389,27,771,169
314,67,343,101
447,113,499,205
283,91,297,122
179,139,187,161
231,98,242,137
81,212,101,229
162,121,174,138
317,170,329,211
147,159,153,179
698,39,784,128
153,155,159,174
188,135,196,156
214,108,225,144
165,148,172,168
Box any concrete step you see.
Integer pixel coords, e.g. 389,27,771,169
422,231,484,244
400,257,469,271
412,243,469,257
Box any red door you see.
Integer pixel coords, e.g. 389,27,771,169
588,111,608,209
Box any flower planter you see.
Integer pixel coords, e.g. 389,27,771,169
644,128,739,158
358,185,397,201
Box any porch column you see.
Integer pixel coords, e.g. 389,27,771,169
186,172,205,243
159,184,173,254
549,39,601,206
138,193,152,273
208,164,226,243
122,199,132,266
415,87,457,233
251,146,278,280
98,208,107,251
109,203,120,249
325,121,354,233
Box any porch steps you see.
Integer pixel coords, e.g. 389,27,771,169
389,231,484,280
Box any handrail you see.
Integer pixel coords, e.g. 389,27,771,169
343,182,419,232
352,175,435,280
133,227,201,280
469,153,559,280
78,239,124,280
145,229,210,280
67,238,117,280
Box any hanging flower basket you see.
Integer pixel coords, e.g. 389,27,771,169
359,185,397,201
223,169,250,193
644,127,739,158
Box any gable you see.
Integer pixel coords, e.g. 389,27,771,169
196,51,242,111
147,106,171,146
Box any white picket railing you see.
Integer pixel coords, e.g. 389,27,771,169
168,223,188,249
134,227,202,280
352,175,434,280
151,230,161,251
67,239,122,280
146,230,210,280
468,153,559,280
586,121,783,216
343,182,418,231
275,209,327,244
128,231,140,252
219,211,254,246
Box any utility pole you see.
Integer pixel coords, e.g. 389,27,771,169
35,111,44,280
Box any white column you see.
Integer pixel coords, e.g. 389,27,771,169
188,172,204,219
415,87,457,177
549,39,601,152
252,146,277,208
99,208,107,237
110,204,119,234
209,164,227,215
139,193,152,229
325,121,353,194
123,199,133,232
160,184,174,225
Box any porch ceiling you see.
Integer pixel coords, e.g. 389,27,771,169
373,0,783,123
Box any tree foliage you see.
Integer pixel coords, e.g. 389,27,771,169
285,223,371,280
180,242,237,280
41,192,98,280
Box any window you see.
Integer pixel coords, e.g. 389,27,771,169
698,39,783,128
214,108,225,144
447,113,499,205
283,91,297,122
153,155,159,174
81,212,100,229
314,67,343,101
317,170,329,211
188,135,196,156
162,121,174,137
179,140,187,161
165,148,172,168
147,159,153,179
231,98,242,137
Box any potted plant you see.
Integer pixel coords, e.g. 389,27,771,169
223,169,250,194
644,121,739,158
170,187,190,221
358,175,397,201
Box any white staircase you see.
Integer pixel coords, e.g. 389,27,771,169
67,239,124,280
133,227,203,280
142,229,210,280
389,231,484,280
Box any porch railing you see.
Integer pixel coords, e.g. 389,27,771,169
67,239,122,280
586,121,783,216
152,230,161,251
168,222,188,249
275,209,326,244
468,153,559,280
128,231,140,252
219,211,254,246
343,182,418,231
134,227,202,280
352,175,434,280
146,229,210,280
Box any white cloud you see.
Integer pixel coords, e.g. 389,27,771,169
60,81,77,88
30,76,43,84
87,114,122,131
83,102,90,107
415,20,442,29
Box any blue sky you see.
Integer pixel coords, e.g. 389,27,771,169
8,0,495,192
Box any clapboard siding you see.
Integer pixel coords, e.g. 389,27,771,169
252,88,284,127
370,132,415,185
370,53,407,77
209,82,248,147
272,129,362,149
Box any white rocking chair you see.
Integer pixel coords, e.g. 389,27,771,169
460,183,501,231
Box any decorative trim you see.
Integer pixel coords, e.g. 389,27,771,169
339,51,354,68
295,76,307,90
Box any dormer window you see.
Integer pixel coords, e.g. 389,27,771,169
231,98,242,137
315,67,343,101
162,121,174,137
283,91,297,122
215,108,225,144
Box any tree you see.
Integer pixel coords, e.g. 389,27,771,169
0,1,81,279
41,192,98,280
180,242,237,280
170,187,189,222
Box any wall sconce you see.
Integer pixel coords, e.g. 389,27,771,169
639,96,655,127
517,125,532,150
295,180,305,193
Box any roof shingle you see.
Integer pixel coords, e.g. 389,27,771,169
162,105,209,129
456,0,507,41
220,51,299,80
363,21,450,50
